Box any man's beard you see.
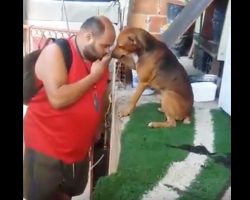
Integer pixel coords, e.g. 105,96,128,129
83,43,101,62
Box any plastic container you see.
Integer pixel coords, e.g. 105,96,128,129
191,82,217,102
131,69,139,88
189,74,218,84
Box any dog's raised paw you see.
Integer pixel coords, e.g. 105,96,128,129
118,111,130,118
118,112,124,118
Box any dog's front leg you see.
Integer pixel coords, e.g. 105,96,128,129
119,82,148,117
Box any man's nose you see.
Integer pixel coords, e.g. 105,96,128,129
104,47,111,54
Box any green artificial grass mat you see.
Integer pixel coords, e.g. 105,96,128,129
178,109,231,200
92,104,231,200
92,103,195,200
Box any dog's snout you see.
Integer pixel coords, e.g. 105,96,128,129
111,50,117,58
111,47,123,59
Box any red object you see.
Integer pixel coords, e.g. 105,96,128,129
24,38,109,164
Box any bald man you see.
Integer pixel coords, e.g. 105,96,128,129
23,16,116,200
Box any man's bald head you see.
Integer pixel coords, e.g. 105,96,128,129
78,16,116,62
80,16,115,38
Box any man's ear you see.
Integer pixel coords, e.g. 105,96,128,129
86,32,94,42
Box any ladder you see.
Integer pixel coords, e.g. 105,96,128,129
161,0,214,48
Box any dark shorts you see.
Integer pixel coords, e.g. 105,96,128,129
23,148,89,200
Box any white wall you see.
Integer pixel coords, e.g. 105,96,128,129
217,0,231,61
218,31,231,115
24,0,120,31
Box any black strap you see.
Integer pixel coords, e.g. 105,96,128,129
54,38,72,72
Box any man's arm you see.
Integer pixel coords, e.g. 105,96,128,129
35,43,111,109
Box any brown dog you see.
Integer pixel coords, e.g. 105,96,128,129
112,27,193,128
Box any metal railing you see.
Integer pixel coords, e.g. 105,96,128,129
23,25,78,55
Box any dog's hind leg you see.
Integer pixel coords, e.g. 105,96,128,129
149,92,177,128
157,94,164,113
149,90,191,128
183,116,191,124
148,117,176,128
157,107,164,113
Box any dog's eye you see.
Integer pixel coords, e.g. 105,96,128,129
128,36,134,42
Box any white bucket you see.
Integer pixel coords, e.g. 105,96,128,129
131,69,139,88
191,82,217,102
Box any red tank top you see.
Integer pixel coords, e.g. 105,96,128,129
24,38,109,164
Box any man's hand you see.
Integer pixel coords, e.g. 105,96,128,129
90,54,111,82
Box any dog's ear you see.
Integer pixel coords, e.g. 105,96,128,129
119,55,136,69
136,30,156,51
127,34,143,49
128,35,136,45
